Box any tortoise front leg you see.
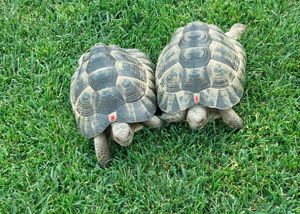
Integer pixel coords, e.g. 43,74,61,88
94,133,112,167
219,108,243,129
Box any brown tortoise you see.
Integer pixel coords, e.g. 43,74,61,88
70,43,162,167
156,21,247,129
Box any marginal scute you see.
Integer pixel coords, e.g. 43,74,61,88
216,90,232,109
238,73,245,86
70,44,157,139
126,47,153,63
77,61,87,76
239,58,246,72
93,113,110,134
82,52,90,62
227,87,240,105
231,78,244,97
75,88,95,117
173,27,184,36
139,59,154,70
176,91,194,110
199,88,218,108
166,93,180,113
164,45,180,61
78,116,95,139
141,92,156,112
159,37,180,60
71,73,89,105
157,88,169,111
168,32,183,47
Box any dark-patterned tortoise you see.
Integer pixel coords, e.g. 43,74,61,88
156,21,247,129
70,44,162,166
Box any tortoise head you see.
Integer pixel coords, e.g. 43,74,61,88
228,23,247,40
111,122,133,146
232,23,247,33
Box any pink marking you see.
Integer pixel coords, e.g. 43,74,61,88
108,113,117,122
194,95,199,104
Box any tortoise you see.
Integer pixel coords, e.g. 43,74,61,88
156,21,247,129
70,43,162,167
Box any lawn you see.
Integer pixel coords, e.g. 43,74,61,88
0,0,299,213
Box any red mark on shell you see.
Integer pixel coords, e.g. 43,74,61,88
108,113,117,122
194,95,199,104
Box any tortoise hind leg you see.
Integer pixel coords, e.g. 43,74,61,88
94,133,112,167
130,123,145,133
143,115,163,128
160,110,187,123
219,108,243,129
207,108,222,121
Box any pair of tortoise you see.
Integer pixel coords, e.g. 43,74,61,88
70,21,247,166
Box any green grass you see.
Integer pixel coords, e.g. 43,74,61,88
1,0,299,213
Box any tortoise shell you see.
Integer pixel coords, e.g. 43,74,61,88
156,21,246,113
70,44,156,139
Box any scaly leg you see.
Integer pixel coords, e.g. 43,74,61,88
207,108,221,121
94,133,111,167
129,123,145,133
160,110,187,123
143,115,163,128
219,108,243,129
